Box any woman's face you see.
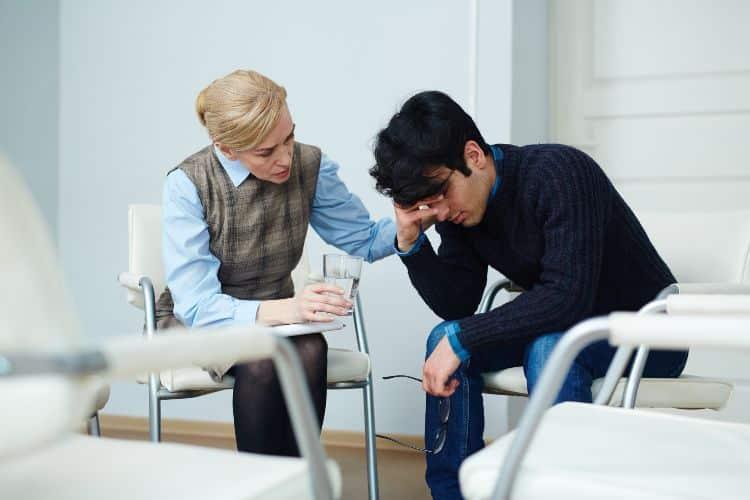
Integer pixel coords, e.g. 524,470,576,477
217,106,296,184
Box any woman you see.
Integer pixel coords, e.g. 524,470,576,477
155,69,395,456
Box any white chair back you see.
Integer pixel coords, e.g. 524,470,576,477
637,210,750,284
0,158,81,351
637,209,750,379
126,204,164,309
126,204,311,311
0,155,92,458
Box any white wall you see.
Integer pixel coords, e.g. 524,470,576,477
57,0,515,436
510,0,548,145
0,0,59,239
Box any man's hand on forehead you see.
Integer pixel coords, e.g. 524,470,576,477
399,194,445,212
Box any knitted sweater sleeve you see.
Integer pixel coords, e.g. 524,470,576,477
398,222,488,321
457,150,611,352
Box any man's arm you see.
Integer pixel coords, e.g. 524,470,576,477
456,154,611,353
399,221,488,320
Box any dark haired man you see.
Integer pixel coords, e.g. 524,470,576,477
370,91,688,499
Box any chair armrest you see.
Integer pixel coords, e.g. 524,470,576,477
100,325,276,379
0,326,274,379
117,271,143,291
107,326,334,499
609,312,750,351
492,312,750,499
117,272,156,312
1,325,334,499
478,278,515,313
676,282,750,295
667,294,750,315
621,288,750,408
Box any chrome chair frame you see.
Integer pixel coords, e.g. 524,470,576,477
131,276,380,500
0,323,337,500
488,306,750,500
478,278,750,405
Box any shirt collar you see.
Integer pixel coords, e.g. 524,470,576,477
213,145,252,187
488,144,504,200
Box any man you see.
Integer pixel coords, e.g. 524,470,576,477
369,91,688,499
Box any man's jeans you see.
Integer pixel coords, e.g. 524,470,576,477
424,322,688,500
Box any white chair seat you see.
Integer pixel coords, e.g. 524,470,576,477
140,348,371,392
0,434,341,500
459,402,750,500
482,367,528,396
482,368,731,409
327,348,370,384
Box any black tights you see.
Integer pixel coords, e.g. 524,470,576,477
230,333,328,457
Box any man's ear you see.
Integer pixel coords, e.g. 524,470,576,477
463,140,487,170
216,142,237,160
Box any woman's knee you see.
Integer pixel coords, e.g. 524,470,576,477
291,333,328,385
293,333,328,359
233,358,278,387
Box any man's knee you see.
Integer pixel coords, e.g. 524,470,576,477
524,332,565,385
426,320,453,356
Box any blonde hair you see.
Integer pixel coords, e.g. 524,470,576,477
195,70,288,151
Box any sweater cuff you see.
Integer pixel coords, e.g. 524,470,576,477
395,231,427,257
445,321,471,362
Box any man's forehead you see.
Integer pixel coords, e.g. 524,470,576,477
423,165,452,180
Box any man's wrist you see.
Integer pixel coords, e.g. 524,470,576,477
395,231,427,257
397,235,418,252
445,322,470,362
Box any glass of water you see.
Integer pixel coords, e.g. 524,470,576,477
323,254,363,315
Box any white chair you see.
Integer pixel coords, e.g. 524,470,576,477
118,204,379,500
480,210,750,412
460,295,750,500
85,383,110,436
0,155,340,499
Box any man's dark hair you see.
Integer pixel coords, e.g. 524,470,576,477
370,90,490,207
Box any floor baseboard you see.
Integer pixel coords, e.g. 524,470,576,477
98,414,424,453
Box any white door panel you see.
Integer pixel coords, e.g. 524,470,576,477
551,0,750,402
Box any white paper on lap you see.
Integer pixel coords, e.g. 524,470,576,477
268,319,345,337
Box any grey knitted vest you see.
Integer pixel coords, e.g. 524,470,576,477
155,142,322,327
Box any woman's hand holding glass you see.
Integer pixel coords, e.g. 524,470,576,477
257,282,351,325
293,282,352,322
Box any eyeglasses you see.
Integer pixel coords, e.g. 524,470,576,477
375,374,450,454
393,169,456,210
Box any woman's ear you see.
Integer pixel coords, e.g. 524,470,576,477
216,142,237,160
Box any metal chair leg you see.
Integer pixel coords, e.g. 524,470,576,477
87,413,101,437
148,374,161,442
362,380,380,500
142,277,162,442
353,294,380,499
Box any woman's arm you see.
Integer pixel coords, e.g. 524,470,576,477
164,170,350,326
309,154,396,263
163,170,260,327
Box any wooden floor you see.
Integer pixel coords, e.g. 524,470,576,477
328,446,430,500
99,417,431,500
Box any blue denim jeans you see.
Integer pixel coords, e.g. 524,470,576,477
423,322,688,500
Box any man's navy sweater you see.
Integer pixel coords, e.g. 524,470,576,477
400,143,675,352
